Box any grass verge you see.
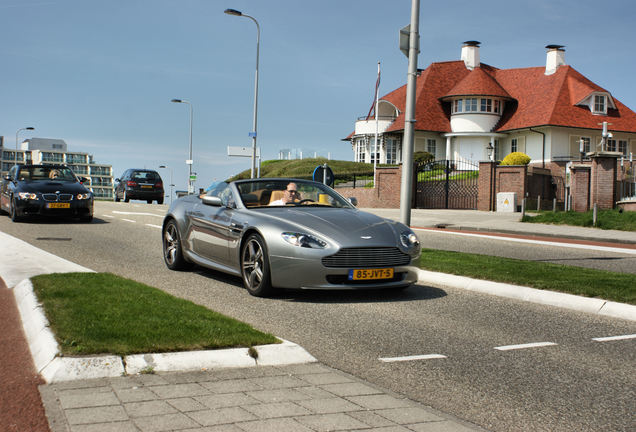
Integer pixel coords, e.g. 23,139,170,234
418,248,636,305
31,272,279,356
522,209,636,231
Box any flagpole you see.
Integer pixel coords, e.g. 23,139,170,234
374,61,380,187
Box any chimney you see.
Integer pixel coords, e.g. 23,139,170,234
545,44,566,75
461,41,480,70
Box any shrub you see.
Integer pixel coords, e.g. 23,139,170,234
414,151,435,164
501,152,531,166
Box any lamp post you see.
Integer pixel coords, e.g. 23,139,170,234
15,127,35,168
224,8,260,179
486,142,494,160
170,99,194,194
158,165,174,206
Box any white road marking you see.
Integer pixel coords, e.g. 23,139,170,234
379,354,447,362
494,342,557,351
413,228,636,255
592,334,636,342
112,211,164,218
145,224,162,229
101,214,114,218
121,218,136,223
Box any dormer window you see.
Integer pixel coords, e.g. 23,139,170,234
451,97,503,114
593,95,606,114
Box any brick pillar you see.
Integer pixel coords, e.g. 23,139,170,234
570,164,591,212
590,152,620,210
478,161,496,211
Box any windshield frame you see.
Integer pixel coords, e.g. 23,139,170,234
233,178,354,209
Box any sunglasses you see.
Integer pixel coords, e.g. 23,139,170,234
287,190,297,194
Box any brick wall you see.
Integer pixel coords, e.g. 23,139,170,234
570,164,591,212
477,162,496,211
590,153,618,210
336,166,402,208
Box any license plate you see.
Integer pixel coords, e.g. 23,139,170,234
348,268,394,281
47,203,70,209
141,185,152,189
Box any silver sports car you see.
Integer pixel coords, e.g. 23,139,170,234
162,178,421,296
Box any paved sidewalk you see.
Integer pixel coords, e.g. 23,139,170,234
367,208,636,244
40,363,480,432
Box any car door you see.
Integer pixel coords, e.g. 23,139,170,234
189,185,236,267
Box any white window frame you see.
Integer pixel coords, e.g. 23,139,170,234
465,98,478,112
618,140,628,156
427,139,437,157
453,99,463,113
606,138,616,152
593,95,607,114
511,138,518,153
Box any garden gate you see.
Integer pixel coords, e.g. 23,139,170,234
414,159,479,209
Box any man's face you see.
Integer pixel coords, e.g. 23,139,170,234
283,183,298,203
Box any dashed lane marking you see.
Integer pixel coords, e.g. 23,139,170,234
121,218,136,223
494,342,557,351
379,354,447,362
112,211,164,218
145,224,162,229
592,334,636,342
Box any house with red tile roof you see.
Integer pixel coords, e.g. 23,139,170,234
347,42,636,171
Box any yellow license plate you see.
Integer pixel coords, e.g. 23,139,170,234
349,268,394,280
47,203,70,209
141,185,152,188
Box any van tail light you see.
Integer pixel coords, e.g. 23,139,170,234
127,181,137,187
156,182,163,188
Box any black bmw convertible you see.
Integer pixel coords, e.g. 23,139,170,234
0,164,94,222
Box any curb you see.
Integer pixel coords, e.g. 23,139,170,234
417,269,636,322
11,278,316,383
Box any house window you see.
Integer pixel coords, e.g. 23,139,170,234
581,137,591,154
593,95,606,114
370,137,380,164
453,99,463,113
619,140,628,156
427,139,436,157
480,98,492,112
465,98,478,112
494,100,501,113
386,138,398,164
511,138,518,153
606,138,616,152
356,140,366,162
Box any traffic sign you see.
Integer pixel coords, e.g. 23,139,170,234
313,164,334,187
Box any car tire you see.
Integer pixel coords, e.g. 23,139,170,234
114,191,120,202
80,215,93,223
124,191,129,203
147,200,152,204
157,198,164,205
10,197,22,222
163,219,191,270
241,233,273,297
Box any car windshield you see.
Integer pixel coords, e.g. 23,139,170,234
235,179,352,209
19,166,77,182
132,171,159,182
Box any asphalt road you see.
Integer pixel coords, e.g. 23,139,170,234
1,201,635,432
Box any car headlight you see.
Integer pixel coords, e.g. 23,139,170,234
281,232,327,249
76,193,92,200
17,192,38,200
400,231,420,249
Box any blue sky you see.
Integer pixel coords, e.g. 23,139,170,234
2,0,635,191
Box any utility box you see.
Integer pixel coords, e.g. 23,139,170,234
497,192,517,212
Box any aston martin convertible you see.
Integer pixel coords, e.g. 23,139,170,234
162,178,421,296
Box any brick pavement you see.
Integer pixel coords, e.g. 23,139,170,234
39,363,482,432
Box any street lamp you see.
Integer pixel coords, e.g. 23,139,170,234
224,8,260,179
486,142,494,160
15,127,35,168
158,165,174,206
170,99,194,194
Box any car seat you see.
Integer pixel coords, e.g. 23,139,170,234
268,190,285,204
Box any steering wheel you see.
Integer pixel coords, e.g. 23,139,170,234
298,199,315,204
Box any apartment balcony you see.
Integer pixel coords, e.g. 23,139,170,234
354,115,396,136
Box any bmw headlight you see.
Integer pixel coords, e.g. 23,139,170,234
281,232,327,249
400,230,420,249
76,193,92,200
17,192,38,200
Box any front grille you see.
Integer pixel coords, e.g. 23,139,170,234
42,193,73,202
322,247,411,268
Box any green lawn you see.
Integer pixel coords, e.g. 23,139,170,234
522,209,636,231
31,272,279,356
418,249,636,304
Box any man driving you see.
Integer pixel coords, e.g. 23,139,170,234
269,182,300,205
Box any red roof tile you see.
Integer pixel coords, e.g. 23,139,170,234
442,67,511,100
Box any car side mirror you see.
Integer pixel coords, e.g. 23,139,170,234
3,175,10,182
348,197,358,207
78,176,88,184
201,195,223,207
